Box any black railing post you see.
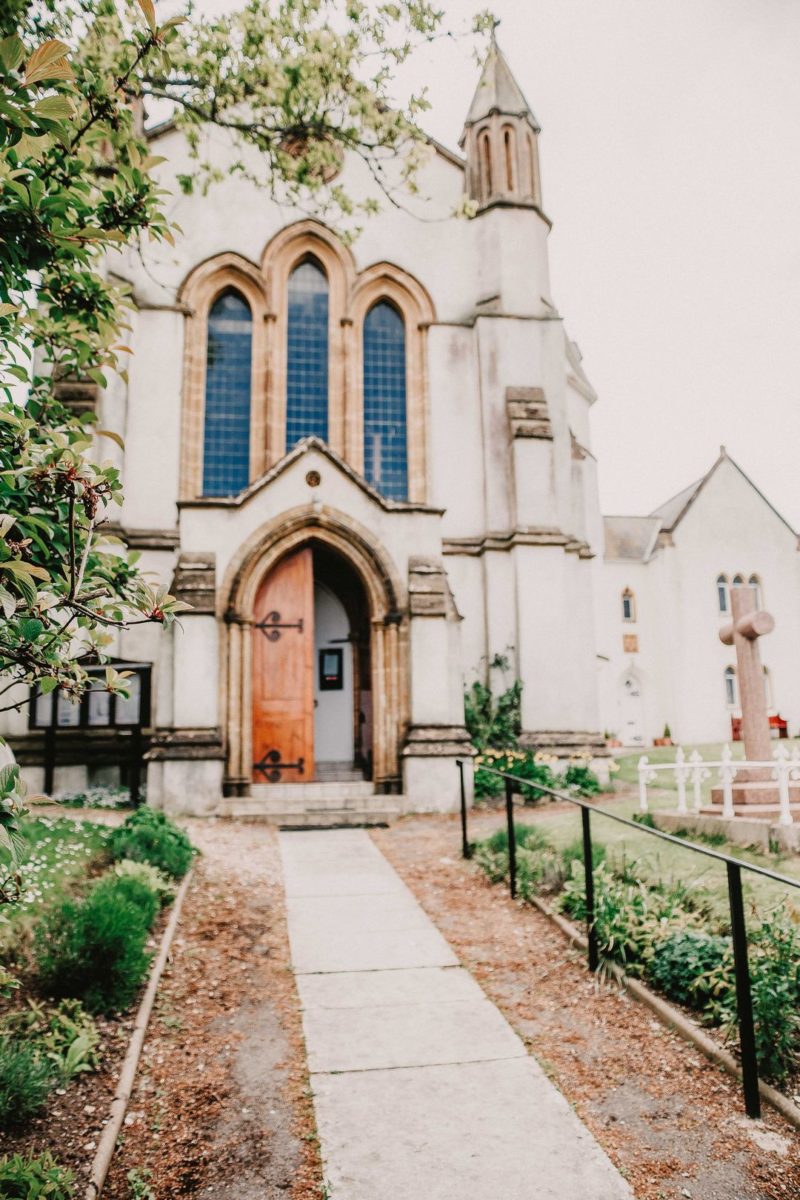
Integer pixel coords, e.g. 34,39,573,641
504,776,517,899
129,725,143,807
457,760,471,859
726,861,761,1118
43,723,56,797
581,805,599,972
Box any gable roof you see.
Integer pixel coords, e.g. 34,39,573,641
650,448,798,537
177,436,444,514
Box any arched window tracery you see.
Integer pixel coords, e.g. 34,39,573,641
202,289,253,497
286,258,330,448
363,301,408,500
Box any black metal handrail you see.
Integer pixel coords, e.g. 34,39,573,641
456,759,800,1120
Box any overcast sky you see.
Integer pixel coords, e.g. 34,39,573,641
396,0,800,525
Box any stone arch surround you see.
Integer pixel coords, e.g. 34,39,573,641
219,506,409,796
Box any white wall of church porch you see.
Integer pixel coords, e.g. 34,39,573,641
121,308,184,531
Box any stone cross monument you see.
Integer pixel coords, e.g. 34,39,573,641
718,584,774,766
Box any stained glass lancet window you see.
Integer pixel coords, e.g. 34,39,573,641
286,259,329,448
363,301,408,500
202,290,252,497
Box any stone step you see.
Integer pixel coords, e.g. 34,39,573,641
223,793,402,814
250,781,376,802
216,803,401,827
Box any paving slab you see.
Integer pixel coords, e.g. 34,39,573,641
299,993,524,1073
312,1057,632,1200
297,964,485,1010
278,829,632,1200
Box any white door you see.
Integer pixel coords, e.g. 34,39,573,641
619,672,645,746
313,582,354,763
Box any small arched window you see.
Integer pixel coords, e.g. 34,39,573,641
502,126,515,192
286,258,329,449
749,574,762,607
732,573,745,587
478,130,493,202
363,301,408,500
202,289,252,497
526,131,538,200
621,588,636,622
724,666,738,707
716,574,729,615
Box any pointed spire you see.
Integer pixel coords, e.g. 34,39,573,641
460,32,543,213
463,31,540,133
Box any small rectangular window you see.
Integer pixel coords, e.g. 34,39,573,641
319,648,343,691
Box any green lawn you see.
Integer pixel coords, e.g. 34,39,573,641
509,781,800,926
611,739,800,803
0,815,112,956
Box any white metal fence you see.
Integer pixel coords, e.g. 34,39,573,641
637,744,800,826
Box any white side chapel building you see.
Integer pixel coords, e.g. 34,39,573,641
7,41,799,812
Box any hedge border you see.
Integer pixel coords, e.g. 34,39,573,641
84,868,194,1200
526,893,800,1132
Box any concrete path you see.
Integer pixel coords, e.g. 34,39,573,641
279,829,633,1200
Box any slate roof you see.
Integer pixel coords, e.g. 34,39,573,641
463,36,540,131
603,516,661,562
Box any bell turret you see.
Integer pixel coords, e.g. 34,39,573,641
460,33,542,212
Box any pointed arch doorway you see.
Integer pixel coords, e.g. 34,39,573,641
251,543,373,784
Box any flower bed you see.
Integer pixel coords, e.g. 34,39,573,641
474,824,800,1084
0,808,196,1192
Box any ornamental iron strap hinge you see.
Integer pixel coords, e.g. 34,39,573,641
255,610,304,641
253,748,305,783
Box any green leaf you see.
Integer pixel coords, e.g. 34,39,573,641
33,95,74,120
19,618,44,641
0,34,24,72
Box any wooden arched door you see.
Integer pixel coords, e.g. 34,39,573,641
252,547,314,783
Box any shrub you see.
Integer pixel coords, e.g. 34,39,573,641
561,838,607,872
91,870,161,929
0,1151,75,1198
112,859,175,904
648,929,731,1009
110,809,195,880
473,750,555,803
0,1042,53,1129
34,877,153,1014
562,763,601,795
1,999,100,1086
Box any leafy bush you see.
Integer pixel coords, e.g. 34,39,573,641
0,1151,74,1198
110,809,195,880
1,1000,100,1086
34,875,154,1014
463,654,522,750
112,858,175,904
710,908,800,1082
56,786,133,810
561,838,607,872
0,1042,53,1129
474,750,556,803
562,763,601,795
91,870,161,929
648,930,732,1009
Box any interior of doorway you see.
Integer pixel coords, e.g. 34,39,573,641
313,545,373,781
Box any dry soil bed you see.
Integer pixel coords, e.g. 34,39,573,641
103,819,322,1199
373,812,800,1200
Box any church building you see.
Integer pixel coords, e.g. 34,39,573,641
72,35,605,817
